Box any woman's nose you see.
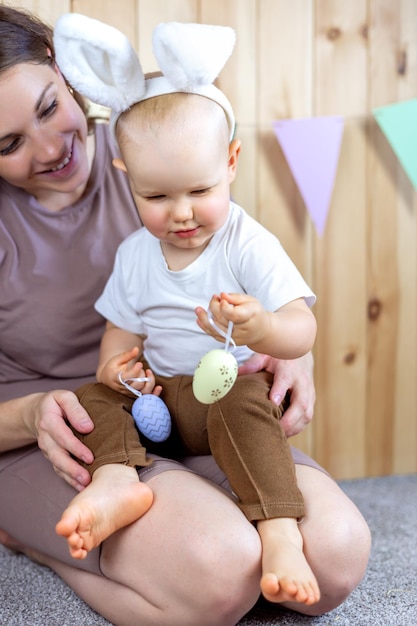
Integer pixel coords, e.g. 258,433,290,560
34,130,65,165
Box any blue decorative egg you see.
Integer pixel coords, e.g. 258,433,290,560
131,395,171,442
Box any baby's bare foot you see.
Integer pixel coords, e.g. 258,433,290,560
258,517,320,605
56,464,153,559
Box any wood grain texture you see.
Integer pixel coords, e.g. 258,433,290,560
3,0,416,479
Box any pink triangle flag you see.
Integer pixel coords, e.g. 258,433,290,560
273,116,344,235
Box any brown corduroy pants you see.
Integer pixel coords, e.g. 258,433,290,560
75,369,305,522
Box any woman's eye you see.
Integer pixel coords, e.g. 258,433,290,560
41,99,58,119
0,138,20,156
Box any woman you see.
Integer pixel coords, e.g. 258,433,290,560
0,6,371,626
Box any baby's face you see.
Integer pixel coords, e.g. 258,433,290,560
120,108,238,263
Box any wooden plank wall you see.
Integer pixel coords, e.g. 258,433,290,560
4,0,417,480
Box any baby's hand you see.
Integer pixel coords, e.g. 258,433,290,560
195,292,269,347
101,348,162,397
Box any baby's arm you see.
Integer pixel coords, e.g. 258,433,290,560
196,292,316,360
96,322,161,396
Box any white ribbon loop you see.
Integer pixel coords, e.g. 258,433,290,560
207,313,236,352
118,372,151,398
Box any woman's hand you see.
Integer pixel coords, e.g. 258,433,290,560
238,352,316,437
33,390,95,492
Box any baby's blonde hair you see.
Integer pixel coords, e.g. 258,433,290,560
117,91,230,154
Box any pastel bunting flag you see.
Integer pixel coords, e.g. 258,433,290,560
373,99,417,189
273,116,344,235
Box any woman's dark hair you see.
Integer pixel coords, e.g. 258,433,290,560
0,5,91,121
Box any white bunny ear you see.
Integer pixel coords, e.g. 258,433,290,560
54,13,145,111
54,15,236,142
152,22,235,90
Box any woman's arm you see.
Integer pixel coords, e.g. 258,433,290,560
0,393,43,451
0,391,95,491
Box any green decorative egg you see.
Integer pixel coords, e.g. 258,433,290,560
192,349,238,404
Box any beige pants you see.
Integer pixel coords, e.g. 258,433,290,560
0,444,326,576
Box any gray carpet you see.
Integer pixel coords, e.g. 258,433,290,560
1,474,416,625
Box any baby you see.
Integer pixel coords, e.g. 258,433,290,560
54,16,320,606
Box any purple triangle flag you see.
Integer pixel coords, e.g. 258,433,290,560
273,116,344,235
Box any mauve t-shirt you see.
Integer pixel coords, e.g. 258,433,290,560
0,124,141,401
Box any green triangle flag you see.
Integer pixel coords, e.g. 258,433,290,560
373,99,417,189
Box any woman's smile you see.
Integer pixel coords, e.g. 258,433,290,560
48,148,72,172
37,142,77,180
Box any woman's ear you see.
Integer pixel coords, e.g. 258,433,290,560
112,157,128,173
228,139,241,182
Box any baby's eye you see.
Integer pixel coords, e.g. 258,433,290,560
191,188,210,196
146,194,166,201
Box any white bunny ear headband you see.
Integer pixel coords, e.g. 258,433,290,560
53,13,236,141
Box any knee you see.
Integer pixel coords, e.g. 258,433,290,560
193,527,262,624
331,510,371,586
307,512,372,616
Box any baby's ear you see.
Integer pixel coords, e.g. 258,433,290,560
112,157,127,172
227,139,241,181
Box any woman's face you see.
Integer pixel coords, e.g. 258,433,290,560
0,61,89,202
